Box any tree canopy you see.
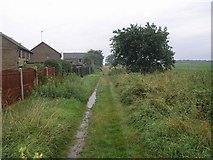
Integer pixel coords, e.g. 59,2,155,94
110,23,175,73
83,49,104,67
105,54,116,66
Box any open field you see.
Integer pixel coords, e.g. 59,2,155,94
174,63,211,73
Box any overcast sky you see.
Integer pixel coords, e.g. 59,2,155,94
0,0,212,60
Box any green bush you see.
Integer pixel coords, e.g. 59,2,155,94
34,75,84,102
33,73,100,103
44,59,61,76
44,59,72,76
61,60,72,75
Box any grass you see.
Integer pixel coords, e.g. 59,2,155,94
174,63,211,73
81,77,128,158
2,72,101,158
34,73,100,103
3,64,211,158
106,63,212,158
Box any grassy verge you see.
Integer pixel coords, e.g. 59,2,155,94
81,77,128,158
107,64,211,158
2,73,101,158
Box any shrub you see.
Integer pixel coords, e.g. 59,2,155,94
33,73,99,103
44,59,72,76
108,67,126,76
61,60,72,75
44,59,61,75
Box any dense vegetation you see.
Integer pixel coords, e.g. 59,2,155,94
83,49,104,68
107,64,211,158
110,23,175,73
44,59,72,76
2,73,101,158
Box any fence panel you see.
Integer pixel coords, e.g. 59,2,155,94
2,70,21,106
1,65,92,107
23,68,36,97
48,66,55,77
1,67,54,107
38,68,46,85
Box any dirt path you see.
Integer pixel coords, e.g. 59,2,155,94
80,76,128,158
67,88,97,158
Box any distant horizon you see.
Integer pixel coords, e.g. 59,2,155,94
174,59,212,61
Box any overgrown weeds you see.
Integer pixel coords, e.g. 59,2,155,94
33,73,99,103
109,64,212,158
2,72,101,158
3,97,85,158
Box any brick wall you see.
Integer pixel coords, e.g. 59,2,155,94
2,37,19,70
31,42,61,62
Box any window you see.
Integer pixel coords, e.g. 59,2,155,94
22,52,27,58
78,58,82,62
19,50,23,58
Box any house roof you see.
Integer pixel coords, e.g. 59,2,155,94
31,41,61,57
0,32,33,53
63,52,87,60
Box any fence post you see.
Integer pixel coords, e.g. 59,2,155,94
45,67,48,78
19,68,24,100
35,66,38,86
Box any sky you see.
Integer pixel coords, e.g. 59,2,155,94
0,0,212,61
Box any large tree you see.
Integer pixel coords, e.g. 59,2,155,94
83,49,104,67
110,23,175,73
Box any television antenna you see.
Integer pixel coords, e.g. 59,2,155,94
41,30,44,42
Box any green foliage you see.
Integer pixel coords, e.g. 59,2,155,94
3,97,85,158
107,67,126,76
44,59,72,76
60,59,72,75
83,49,104,67
35,63,44,69
44,59,61,75
105,54,116,66
3,72,101,158
34,74,99,103
110,23,175,73
109,64,211,158
22,61,27,68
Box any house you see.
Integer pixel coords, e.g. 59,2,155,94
63,52,87,63
30,42,61,63
0,32,33,70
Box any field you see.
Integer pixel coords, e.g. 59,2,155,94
81,63,212,158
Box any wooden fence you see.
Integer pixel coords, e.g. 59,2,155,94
1,67,54,107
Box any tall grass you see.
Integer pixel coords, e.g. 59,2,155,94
108,64,212,158
3,98,85,158
2,73,101,158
